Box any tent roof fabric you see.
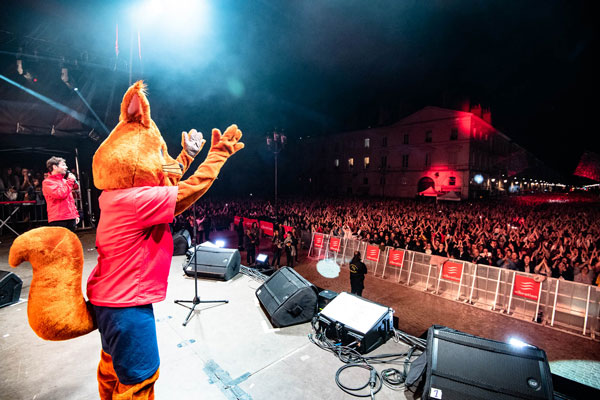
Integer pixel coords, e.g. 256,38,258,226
418,186,438,197
437,191,461,201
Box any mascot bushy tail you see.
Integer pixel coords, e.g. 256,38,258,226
8,80,244,400
8,227,96,340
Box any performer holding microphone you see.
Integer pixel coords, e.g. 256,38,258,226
42,156,79,231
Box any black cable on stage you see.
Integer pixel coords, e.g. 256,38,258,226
335,363,382,399
309,318,425,397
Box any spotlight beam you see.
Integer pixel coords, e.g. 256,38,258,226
73,88,110,135
0,73,98,129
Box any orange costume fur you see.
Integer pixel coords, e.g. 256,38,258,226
9,81,244,399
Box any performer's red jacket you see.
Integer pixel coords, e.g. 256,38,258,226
42,174,79,222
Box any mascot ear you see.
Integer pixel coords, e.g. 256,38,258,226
120,80,152,127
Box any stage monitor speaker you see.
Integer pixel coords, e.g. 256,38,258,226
0,270,22,308
255,267,318,327
183,246,240,281
173,229,192,256
318,289,338,311
424,325,553,400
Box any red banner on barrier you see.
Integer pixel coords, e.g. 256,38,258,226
388,249,405,266
234,216,241,225
513,275,541,301
366,245,380,261
243,218,258,230
329,236,341,252
260,221,274,236
314,234,324,248
441,261,463,282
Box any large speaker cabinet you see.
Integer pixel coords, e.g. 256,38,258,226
173,229,191,256
0,270,22,308
424,325,553,400
255,267,318,328
183,246,240,281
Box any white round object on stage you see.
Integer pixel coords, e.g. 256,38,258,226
316,259,341,278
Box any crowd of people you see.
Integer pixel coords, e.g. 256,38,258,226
176,195,600,286
1,163,82,229
1,166,45,202
6,161,598,287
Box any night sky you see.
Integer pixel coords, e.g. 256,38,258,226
1,0,598,187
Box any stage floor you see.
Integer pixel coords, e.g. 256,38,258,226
1,231,419,400
2,228,600,399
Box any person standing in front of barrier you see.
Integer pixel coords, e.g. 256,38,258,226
271,229,283,268
42,156,79,232
291,227,300,263
349,251,367,297
245,228,257,266
284,231,295,267
236,217,244,250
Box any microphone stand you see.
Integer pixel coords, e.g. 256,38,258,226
174,205,228,326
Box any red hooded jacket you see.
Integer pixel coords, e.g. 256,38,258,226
42,174,78,222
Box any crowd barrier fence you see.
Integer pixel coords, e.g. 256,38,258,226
307,232,600,339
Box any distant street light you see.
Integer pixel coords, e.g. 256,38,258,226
266,130,286,220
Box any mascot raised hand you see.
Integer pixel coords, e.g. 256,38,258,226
9,81,244,399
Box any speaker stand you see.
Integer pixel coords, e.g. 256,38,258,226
174,207,228,326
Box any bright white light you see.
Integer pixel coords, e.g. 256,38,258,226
508,337,531,348
256,254,268,262
215,240,225,248
134,0,211,40
317,259,341,278
474,174,484,184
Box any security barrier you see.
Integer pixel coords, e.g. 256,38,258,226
308,232,600,339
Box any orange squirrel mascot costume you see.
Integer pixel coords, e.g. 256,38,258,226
9,81,244,399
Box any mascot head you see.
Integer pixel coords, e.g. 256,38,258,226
92,81,182,189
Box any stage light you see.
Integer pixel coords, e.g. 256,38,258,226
135,0,211,39
474,174,484,184
215,240,225,248
256,254,268,263
508,337,533,348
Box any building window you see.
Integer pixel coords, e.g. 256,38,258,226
363,177,368,185
425,153,431,167
382,136,388,147
425,130,432,143
449,176,456,186
403,134,409,144
402,154,409,168
450,128,458,140
363,157,370,169
334,159,339,167
381,155,387,168
348,158,354,168
364,138,370,148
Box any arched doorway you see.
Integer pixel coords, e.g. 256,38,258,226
417,176,435,193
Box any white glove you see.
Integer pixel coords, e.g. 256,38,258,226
182,129,206,157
